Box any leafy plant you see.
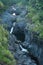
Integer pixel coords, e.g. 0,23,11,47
0,25,16,65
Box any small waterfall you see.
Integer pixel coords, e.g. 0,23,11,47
12,13,16,16
12,6,16,10
10,27,14,34
11,6,16,16
10,22,16,34
20,45,28,53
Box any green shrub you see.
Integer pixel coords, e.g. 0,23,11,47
0,25,16,65
26,0,43,38
0,1,4,8
32,14,40,23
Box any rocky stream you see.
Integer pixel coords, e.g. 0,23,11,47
0,5,43,65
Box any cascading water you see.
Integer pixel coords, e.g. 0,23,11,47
10,21,29,53
10,27,14,34
10,22,16,34
10,6,16,34
19,44,28,53
12,13,16,16
12,6,16,11
9,6,39,65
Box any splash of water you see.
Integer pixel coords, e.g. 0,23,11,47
12,13,16,16
20,45,28,53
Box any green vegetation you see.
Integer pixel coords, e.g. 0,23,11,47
26,0,43,38
0,25,16,65
0,1,6,14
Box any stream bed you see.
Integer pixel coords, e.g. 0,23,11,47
1,5,43,65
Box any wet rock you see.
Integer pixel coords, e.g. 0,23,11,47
40,49,43,65
15,21,26,30
7,6,16,14
15,8,22,15
8,6,22,15
14,51,37,65
9,35,17,52
1,5,43,65
1,12,16,31
12,21,26,42
9,21,39,65
20,10,28,17
11,21,42,65
38,42,43,65
2,12,16,23
27,43,41,58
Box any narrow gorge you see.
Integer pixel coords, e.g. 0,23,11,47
0,5,43,65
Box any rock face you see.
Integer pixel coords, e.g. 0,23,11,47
9,22,39,65
1,5,43,65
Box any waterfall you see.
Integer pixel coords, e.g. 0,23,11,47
12,6,16,10
20,45,28,53
12,13,16,16
10,22,16,34
11,6,16,16
10,27,14,34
